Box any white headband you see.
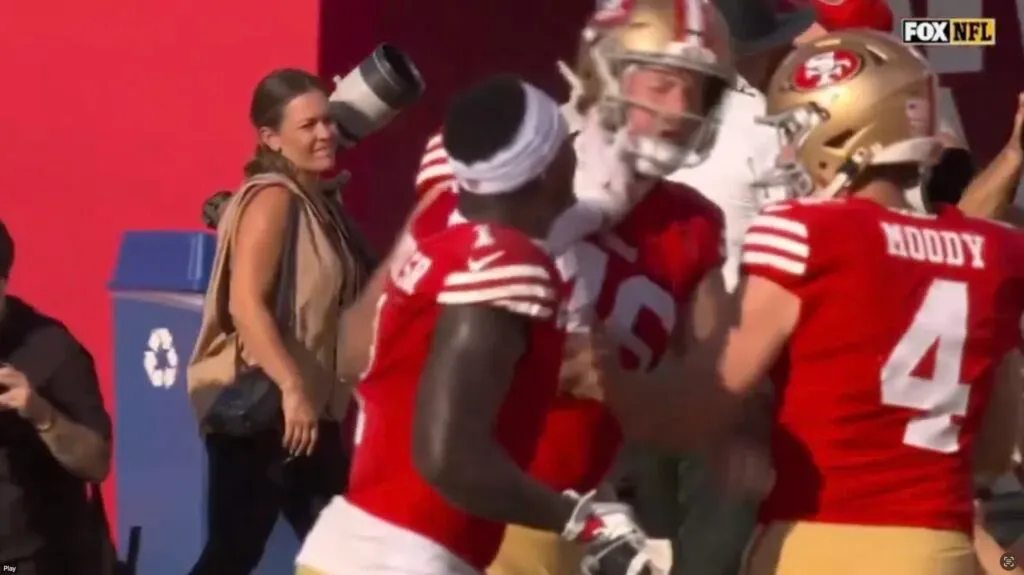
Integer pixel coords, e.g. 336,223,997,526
449,82,568,195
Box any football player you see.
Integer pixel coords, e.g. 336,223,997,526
600,30,1024,575
295,78,648,575
398,2,737,573
344,1,736,572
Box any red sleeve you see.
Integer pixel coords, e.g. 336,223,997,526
740,205,813,294
649,183,726,299
414,131,454,199
690,200,727,279
435,225,562,321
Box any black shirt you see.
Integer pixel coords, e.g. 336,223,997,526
0,296,111,563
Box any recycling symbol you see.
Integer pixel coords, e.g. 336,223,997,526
143,327,179,388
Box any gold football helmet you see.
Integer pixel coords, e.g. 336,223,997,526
760,29,942,199
562,0,734,175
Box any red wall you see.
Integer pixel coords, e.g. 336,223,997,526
0,0,320,526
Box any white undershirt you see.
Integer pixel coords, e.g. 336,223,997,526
666,77,788,292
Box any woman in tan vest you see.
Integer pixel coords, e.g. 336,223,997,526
187,68,370,575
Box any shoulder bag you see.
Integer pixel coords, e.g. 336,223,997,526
202,197,299,436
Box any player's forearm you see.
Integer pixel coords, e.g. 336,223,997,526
603,354,695,447
974,519,1023,574
622,269,741,448
338,267,389,381
37,408,111,482
607,351,742,451
976,351,1024,477
419,442,576,532
664,364,745,449
958,146,1023,219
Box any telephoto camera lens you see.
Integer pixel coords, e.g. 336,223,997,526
329,44,426,148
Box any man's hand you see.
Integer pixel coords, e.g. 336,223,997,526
0,365,54,427
956,92,1024,219
709,436,775,499
560,334,605,402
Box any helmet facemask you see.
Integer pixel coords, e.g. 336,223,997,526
758,100,942,205
756,102,829,199
587,33,731,177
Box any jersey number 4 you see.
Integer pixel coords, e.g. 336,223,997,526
881,279,970,454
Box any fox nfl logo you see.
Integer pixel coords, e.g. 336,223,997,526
901,18,996,46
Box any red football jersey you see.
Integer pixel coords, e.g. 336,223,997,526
741,197,1024,533
408,137,725,493
405,182,724,491
530,181,725,491
346,222,567,569
414,132,453,200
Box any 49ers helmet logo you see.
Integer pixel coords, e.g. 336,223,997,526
792,50,864,91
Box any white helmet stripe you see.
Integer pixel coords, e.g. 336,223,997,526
686,0,704,36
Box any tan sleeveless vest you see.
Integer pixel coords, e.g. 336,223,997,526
187,173,366,427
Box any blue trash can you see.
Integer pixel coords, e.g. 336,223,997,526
110,230,299,575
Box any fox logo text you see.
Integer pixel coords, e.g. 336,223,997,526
901,19,996,46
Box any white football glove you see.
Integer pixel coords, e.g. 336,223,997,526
557,60,585,133
573,111,637,225
561,490,659,575
546,110,638,255
547,203,607,255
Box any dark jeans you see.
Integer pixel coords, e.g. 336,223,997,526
188,420,349,575
612,445,757,575
672,454,758,575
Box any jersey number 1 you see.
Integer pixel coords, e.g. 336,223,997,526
880,279,970,454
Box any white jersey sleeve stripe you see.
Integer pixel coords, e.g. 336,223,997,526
743,232,809,259
420,146,448,166
444,264,552,287
741,251,806,276
749,214,808,238
437,283,556,305
415,163,454,188
489,299,553,319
